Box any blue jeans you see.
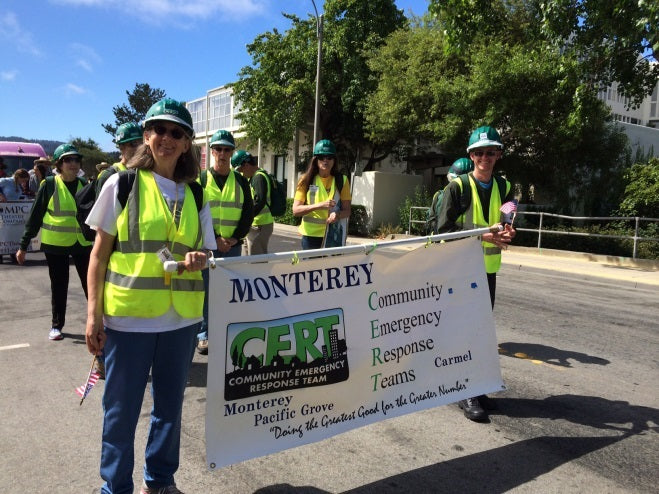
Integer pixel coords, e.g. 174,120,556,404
197,244,242,342
301,235,323,250
100,323,199,494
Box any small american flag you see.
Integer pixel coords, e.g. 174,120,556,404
500,199,518,214
76,359,101,405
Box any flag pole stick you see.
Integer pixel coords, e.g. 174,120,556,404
80,355,97,406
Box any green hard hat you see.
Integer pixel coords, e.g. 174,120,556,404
467,125,503,152
142,98,194,137
53,143,82,162
114,122,143,145
313,139,336,156
230,150,253,168
210,130,235,149
447,158,474,180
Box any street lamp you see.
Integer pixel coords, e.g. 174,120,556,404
311,0,323,146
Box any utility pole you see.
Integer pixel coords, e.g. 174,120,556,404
311,1,323,146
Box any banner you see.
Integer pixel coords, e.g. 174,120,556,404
206,237,503,469
0,201,39,255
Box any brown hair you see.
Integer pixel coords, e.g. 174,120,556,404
298,155,338,191
127,140,200,183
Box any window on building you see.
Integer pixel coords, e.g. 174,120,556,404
209,91,233,130
187,100,206,135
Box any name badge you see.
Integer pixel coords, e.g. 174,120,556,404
156,246,175,264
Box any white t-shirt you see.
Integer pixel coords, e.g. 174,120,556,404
86,171,217,333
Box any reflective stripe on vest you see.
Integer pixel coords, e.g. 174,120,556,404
204,170,243,237
456,175,510,273
252,169,274,226
299,175,339,238
41,176,92,247
104,170,203,318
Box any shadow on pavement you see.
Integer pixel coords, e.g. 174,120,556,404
498,341,610,367
255,395,657,494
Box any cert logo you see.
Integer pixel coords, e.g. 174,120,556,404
224,308,349,400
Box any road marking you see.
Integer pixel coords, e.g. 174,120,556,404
0,343,30,351
498,348,566,371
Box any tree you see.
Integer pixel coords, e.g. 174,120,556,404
70,137,112,178
365,19,631,214
429,0,658,107
232,0,407,170
102,83,166,138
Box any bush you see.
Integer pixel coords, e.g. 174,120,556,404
397,186,432,235
273,198,300,226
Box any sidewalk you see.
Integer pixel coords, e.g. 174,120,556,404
273,223,659,287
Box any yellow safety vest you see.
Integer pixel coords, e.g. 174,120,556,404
456,175,511,274
252,169,273,226
298,175,339,238
104,170,204,318
112,162,127,172
204,169,244,238
41,176,92,247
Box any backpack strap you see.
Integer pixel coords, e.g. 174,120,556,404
199,169,208,188
117,169,203,212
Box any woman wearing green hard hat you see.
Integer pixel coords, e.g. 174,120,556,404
293,139,351,249
16,143,92,341
85,98,217,494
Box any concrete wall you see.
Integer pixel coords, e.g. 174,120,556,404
352,171,423,230
618,122,659,158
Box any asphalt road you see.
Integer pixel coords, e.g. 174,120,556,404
0,233,657,493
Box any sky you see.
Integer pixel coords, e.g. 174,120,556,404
0,0,429,152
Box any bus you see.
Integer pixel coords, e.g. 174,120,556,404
0,141,48,176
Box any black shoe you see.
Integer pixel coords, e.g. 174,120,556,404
458,397,487,421
477,394,497,410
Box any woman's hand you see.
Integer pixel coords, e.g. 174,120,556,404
15,248,26,265
85,313,106,356
180,250,209,273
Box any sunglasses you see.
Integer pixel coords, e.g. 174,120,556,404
62,156,81,164
120,140,141,148
318,156,335,161
213,147,234,154
471,150,498,157
150,124,187,140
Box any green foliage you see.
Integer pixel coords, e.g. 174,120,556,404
232,0,407,165
397,186,432,235
617,158,659,218
102,83,166,138
70,137,113,179
274,198,301,226
429,0,658,107
365,18,631,216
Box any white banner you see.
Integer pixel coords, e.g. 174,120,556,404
206,237,503,469
0,201,39,255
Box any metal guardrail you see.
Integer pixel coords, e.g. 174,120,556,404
408,207,659,259
515,212,659,259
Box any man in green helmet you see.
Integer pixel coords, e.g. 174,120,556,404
427,158,474,234
436,125,516,422
232,150,274,255
95,122,143,196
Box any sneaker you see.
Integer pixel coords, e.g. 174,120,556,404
48,328,63,341
140,481,184,494
94,359,105,380
458,397,487,421
197,339,208,355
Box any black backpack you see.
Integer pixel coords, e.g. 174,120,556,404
256,170,287,217
73,178,98,242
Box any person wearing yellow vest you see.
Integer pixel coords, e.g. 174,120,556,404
196,130,253,355
436,125,516,422
95,122,143,196
293,139,351,249
16,143,92,341
232,150,274,255
84,98,216,494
